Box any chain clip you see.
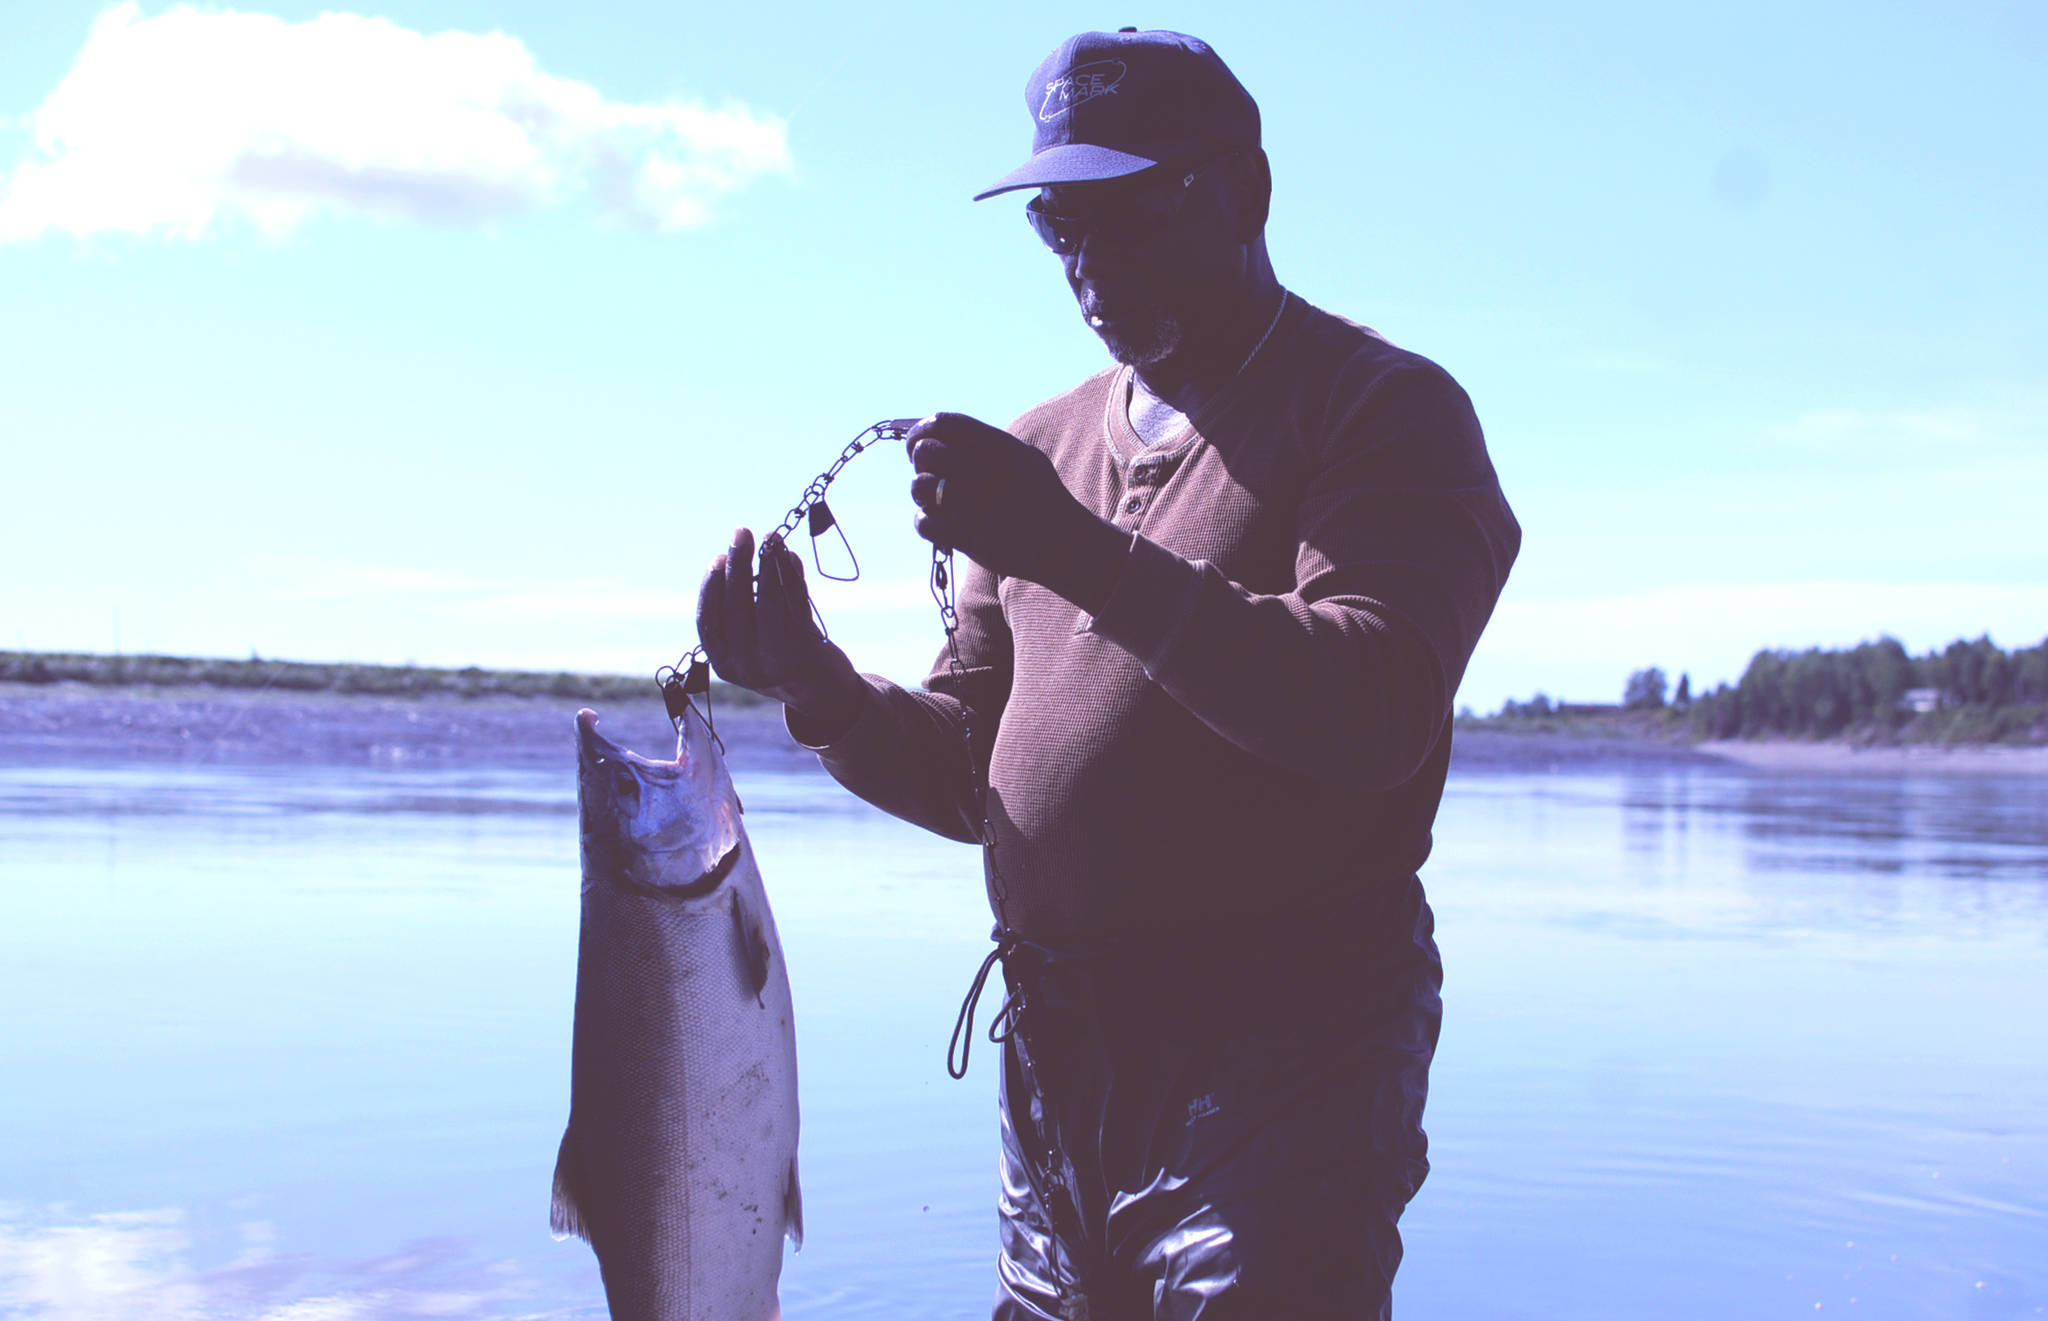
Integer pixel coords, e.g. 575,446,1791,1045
656,418,919,733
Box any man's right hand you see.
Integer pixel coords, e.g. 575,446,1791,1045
697,527,865,736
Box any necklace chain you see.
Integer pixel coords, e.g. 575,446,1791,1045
1113,287,1291,461
1235,287,1290,376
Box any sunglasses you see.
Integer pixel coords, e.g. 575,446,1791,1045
1024,153,1242,256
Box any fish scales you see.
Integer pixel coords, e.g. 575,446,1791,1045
554,706,802,1321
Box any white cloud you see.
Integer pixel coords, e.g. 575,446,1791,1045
0,3,791,242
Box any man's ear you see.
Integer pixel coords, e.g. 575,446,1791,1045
1231,149,1273,242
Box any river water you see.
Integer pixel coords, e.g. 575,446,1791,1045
1,744,2043,1319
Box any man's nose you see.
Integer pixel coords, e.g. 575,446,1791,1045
1070,231,1123,280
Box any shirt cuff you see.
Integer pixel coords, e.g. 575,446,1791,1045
783,681,870,750
1078,532,1205,678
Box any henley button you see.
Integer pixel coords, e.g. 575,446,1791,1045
1123,495,1143,514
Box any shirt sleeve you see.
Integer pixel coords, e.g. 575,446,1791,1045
1082,360,1521,791
785,552,1013,844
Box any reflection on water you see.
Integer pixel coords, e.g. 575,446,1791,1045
0,1206,588,1321
1610,768,2048,880
1420,767,2048,1321
0,765,577,820
1729,773,2048,882
2,757,2045,1320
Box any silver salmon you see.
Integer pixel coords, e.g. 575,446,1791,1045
552,706,802,1321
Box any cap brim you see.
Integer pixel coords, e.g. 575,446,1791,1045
972,143,1172,201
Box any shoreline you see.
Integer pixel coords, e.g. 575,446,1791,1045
0,679,808,772
6,681,2047,776
1694,738,2048,775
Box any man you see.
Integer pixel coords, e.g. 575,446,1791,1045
698,28,1519,1320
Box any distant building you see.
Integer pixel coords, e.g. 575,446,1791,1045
1900,688,1942,714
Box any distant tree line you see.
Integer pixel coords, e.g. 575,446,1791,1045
0,649,745,705
1684,635,2048,739
1495,692,1559,719
1491,634,2048,743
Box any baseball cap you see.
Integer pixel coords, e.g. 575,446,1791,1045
973,28,1261,201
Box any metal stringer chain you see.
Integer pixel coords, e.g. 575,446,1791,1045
657,418,918,749
648,415,1017,1067
650,412,1058,1291
932,529,1071,1306
934,542,1028,1082
931,543,1009,922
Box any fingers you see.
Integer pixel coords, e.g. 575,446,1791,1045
906,418,992,553
914,508,953,552
903,412,944,460
906,420,953,550
696,551,729,674
907,413,1029,481
907,462,958,552
756,535,817,639
909,435,949,476
908,411,994,471
723,526,757,670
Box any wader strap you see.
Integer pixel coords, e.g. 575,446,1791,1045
942,933,1007,1073
949,927,1088,1079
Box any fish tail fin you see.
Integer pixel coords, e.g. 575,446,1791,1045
549,1124,590,1244
784,1155,805,1252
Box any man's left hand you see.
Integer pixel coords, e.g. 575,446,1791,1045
905,412,1129,614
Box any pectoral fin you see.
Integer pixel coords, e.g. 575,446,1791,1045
729,888,772,1005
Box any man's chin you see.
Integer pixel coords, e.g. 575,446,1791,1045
1088,312,1183,367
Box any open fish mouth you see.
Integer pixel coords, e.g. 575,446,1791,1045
574,708,739,896
576,707,681,771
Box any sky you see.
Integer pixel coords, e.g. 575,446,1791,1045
2,0,2043,709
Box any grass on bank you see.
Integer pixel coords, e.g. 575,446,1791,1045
0,650,770,708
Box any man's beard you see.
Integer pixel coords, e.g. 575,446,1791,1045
1079,293,1184,367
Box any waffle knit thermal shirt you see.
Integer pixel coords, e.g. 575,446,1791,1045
793,295,1521,949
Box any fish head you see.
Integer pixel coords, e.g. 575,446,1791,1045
576,707,743,896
